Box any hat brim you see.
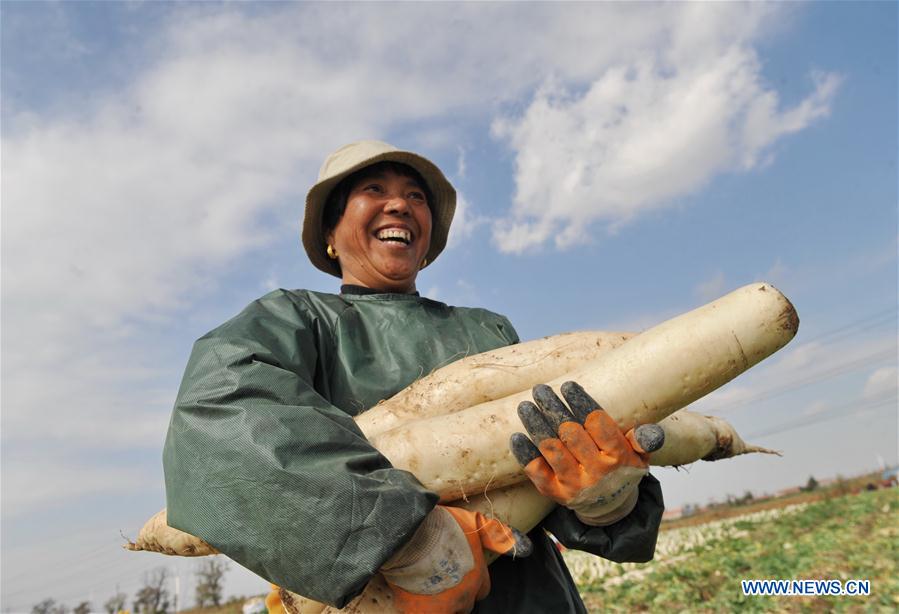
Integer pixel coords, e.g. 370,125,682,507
303,150,456,278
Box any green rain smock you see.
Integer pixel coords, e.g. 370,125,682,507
163,288,664,612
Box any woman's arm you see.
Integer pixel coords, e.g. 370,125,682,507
163,292,438,607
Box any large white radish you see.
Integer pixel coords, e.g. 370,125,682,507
130,331,633,556
457,409,780,532
123,509,219,556
650,410,778,466
126,408,773,561
370,283,797,501
357,331,633,436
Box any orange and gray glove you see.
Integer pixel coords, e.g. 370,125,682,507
510,382,665,526
381,505,532,614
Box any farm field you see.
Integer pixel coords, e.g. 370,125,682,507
181,486,897,614
571,487,898,612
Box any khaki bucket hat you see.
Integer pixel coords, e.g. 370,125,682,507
303,140,457,278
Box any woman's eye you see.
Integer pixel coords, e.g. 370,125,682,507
364,184,384,193
408,191,426,201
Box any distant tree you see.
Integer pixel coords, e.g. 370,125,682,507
104,591,127,614
195,558,229,607
803,475,819,492
32,599,56,614
73,602,91,614
31,599,68,614
833,474,853,497
133,567,171,614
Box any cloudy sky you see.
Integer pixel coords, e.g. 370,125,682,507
2,1,896,611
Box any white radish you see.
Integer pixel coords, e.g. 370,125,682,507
457,409,780,532
126,409,772,560
370,283,797,501
127,332,632,559
123,509,219,556
650,410,778,466
357,331,633,436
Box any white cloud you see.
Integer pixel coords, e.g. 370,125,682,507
0,0,832,513
693,334,897,416
456,146,467,179
802,400,831,417
2,3,695,359
446,192,489,248
3,5,458,462
775,341,825,371
261,273,281,292
687,383,755,415
491,20,840,252
774,336,895,375
863,366,898,400
739,71,842,168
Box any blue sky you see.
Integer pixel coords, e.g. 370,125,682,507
2,2,896,611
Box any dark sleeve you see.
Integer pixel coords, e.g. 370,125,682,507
162,292,438,607
541,473,664,563
497,314,521,345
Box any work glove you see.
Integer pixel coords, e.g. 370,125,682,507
265,584,287,614
382,505,532,614
510,382,665,526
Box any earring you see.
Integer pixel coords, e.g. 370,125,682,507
327,244,338,259
420,258,428,270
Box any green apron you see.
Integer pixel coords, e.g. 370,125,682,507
163,289,662,611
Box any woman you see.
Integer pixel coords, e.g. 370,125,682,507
163,140,664,613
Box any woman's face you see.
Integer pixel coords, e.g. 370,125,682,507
326,167,432,293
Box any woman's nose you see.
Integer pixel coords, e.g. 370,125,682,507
384,195,411,215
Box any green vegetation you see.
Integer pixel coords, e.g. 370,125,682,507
171,487,899,614
36,479,889,614
575,488,898,612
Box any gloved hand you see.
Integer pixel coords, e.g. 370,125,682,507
510,382,665,526
382,505,532,614
265,584,286,614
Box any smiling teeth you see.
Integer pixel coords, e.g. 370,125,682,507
377,228,412,243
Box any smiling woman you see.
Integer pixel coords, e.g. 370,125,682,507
162,140,665,614
301,141,456,290
323,162,433,293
